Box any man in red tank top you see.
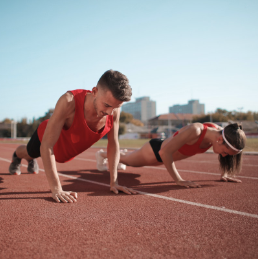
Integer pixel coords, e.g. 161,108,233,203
8,70,137,203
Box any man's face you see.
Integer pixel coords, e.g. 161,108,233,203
93,87,123,118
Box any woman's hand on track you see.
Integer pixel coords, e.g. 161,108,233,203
176,180,201,188
220,176,242,183
52,191,78,203
110,183,138,195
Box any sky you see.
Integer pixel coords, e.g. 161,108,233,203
0,0,257,122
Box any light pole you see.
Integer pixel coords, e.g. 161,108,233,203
209,111,213,122
168,114,172,137
11,120,17,139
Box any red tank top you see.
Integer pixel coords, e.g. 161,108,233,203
173,123,217,156
37,89,113,163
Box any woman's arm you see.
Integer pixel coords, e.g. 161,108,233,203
159,124,202,188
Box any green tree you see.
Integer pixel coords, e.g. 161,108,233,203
131,118,144,126
37,109,54,123
193,109,257,123
120,111,133,123
118,123,126,135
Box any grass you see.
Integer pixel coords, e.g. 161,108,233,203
94,138,258,152
1,138,258,152
92,139,151,149
244,138,258,152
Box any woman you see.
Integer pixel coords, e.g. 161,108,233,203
96,123,246,188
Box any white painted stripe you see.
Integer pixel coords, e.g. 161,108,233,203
0,147,18,151
75,157,96,162
1,157,258,219
0,157,13,163
2,156,257,180
182,159,258,167
136,191,258,219
74,157,258,180
143,166,258,180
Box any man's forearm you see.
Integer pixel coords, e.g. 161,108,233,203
107,143,120,185
40,145,62,192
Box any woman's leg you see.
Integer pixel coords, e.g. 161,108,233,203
101,142,162,167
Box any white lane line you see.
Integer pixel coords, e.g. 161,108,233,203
0,157,13,163
181,160,258,167
75,157,96,162
1,156,257,181
1,157,258,219
136,190,258,219
73,157,258,180
0,147,19,151
142,166,258,180
2,146,257,167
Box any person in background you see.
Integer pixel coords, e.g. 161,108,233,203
96,122,246,187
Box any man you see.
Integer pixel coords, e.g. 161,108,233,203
9,69,137,203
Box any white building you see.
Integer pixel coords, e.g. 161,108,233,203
169,100,205,115
122,97,156,123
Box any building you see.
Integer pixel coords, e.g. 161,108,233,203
148,113,194,137
121,96,156,123
169,99,205,115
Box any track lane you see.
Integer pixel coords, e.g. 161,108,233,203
1,144,258,258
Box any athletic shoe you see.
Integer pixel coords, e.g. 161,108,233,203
27,159,39,174
117,163,126,170
9,152,21,175
100,159,109,171
96,149,108,171
95,149,126,171
117,149,127,170
120,149,128,155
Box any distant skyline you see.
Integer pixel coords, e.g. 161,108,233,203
1,0,257,122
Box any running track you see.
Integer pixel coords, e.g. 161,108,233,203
0,143,257,259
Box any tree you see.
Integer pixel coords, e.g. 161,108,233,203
120,111,133,124
3,118,12,124
131,119,144,126
118,123,126,135
193,109,257,123
37,109,54,124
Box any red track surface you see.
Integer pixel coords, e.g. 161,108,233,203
0,143,258,259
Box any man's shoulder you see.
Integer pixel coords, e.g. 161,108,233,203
56,92,76,114
68,89,91,96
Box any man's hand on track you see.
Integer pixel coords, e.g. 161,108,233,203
110,183,138,195
176,180,201,188
52,191,78,203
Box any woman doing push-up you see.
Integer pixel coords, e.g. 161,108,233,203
96,122,246,188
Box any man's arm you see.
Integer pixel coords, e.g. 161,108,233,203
40,92,77,203
107,108,137,194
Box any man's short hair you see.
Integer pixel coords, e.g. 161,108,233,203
97,69,132,102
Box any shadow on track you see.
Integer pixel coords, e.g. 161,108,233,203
58,170,217,196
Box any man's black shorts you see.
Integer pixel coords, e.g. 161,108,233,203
27,128,41,159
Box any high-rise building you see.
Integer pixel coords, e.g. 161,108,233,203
169,99,205,115
121,96,156,123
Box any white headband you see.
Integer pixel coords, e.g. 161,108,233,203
222,129,242,153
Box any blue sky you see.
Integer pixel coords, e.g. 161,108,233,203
1,0,257,122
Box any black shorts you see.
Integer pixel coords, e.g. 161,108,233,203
27,128,41,159
149,138,164,163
